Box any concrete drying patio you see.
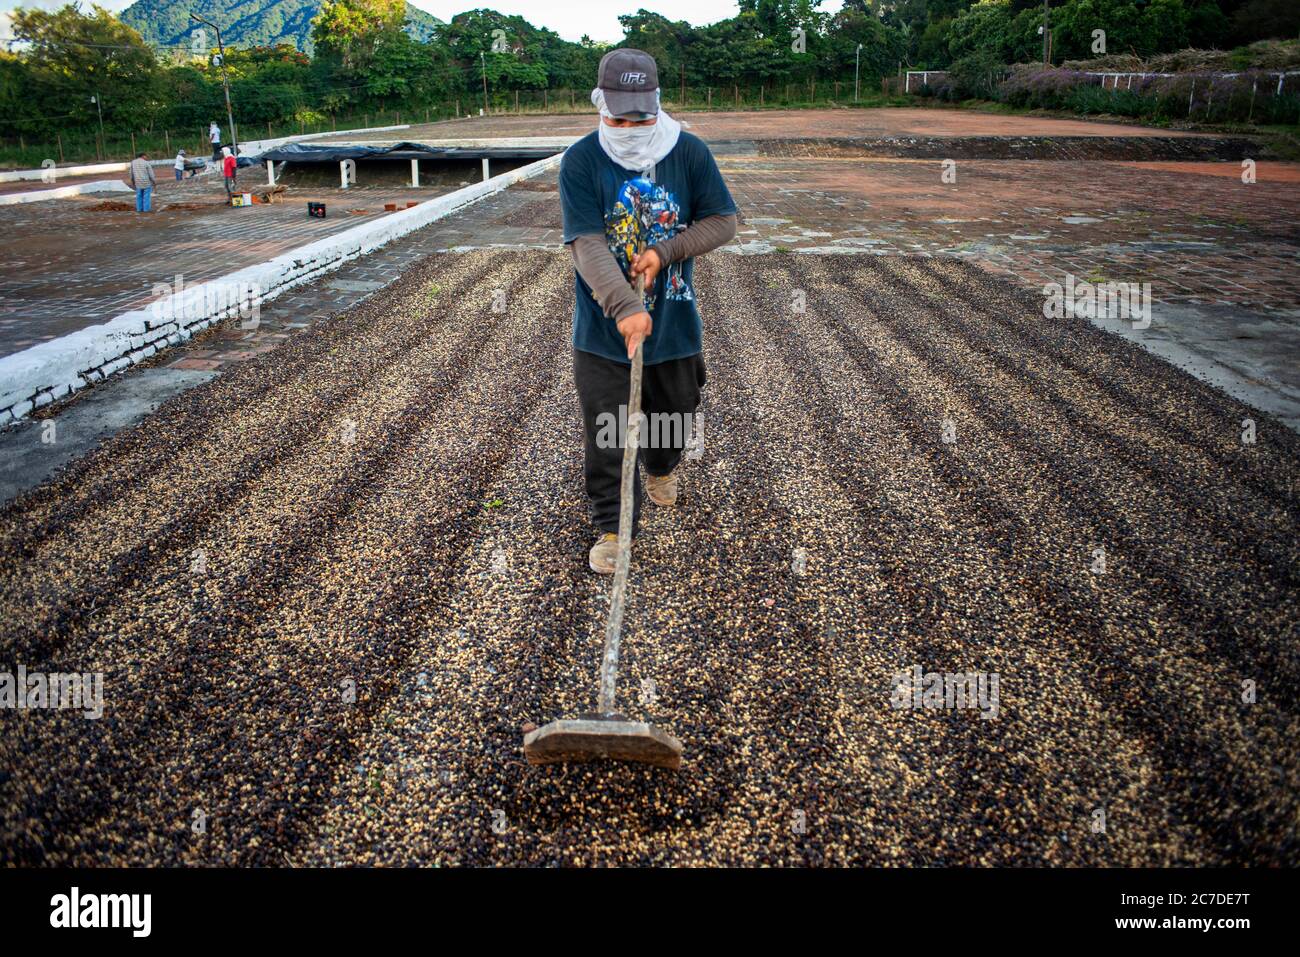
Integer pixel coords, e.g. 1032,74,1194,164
1,106,1298,867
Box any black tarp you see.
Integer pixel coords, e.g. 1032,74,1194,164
256,141,560,164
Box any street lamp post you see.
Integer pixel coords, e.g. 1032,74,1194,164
190,13,238,157
90,93,105,159
480,51,489,115
855,44,863,102
1042,0,1052,65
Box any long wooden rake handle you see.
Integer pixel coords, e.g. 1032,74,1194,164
597,259,647,715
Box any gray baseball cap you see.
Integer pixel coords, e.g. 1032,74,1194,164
597,48,659,118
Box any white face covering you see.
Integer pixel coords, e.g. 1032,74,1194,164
591,87,682,173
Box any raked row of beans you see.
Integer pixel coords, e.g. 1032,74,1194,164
1,249,1297,865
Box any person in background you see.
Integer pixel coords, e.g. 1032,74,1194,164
210,122,222,161
221,146,237,200
129,151,156,213
174,149,188,181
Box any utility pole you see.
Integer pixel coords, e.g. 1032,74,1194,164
190,12,238,157
855,44,863,102
480,51,489,114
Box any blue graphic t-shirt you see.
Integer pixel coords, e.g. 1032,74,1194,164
560,129,737,366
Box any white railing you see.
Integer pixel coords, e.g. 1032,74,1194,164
1081,70,1299,96
906,68,1299,96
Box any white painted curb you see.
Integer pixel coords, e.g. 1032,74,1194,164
0,179,133,206
0,159,171,184
0,124,413,184
0,149,563,426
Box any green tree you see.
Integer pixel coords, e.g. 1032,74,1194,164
947,0,1018,61
828,6,909,79
943,0,1045,63
10,4,160,133
1231,0,1300,44
438,9,589,96
311,0,454,111
916,17,957,67
1186,2,1230,49
618,10,692,89
1054,0,1133,60
310,0,405,72
0,52,42,137
155,63,223,131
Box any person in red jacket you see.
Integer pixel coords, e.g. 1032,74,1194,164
221,147,237,200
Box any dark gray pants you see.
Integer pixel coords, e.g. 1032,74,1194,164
574,347,705,535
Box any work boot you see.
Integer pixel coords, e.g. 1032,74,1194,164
589,533,620,575
645,468,679,507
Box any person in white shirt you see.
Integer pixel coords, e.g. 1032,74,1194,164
174,149,188,181
209,122,221,160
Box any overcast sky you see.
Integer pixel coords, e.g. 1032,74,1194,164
1,1,852,45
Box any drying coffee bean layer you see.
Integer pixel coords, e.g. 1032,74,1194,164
2,250,1297,865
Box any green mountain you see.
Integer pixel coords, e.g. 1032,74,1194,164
119,0,442,53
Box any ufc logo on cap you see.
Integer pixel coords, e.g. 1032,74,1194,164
620,72,647,85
